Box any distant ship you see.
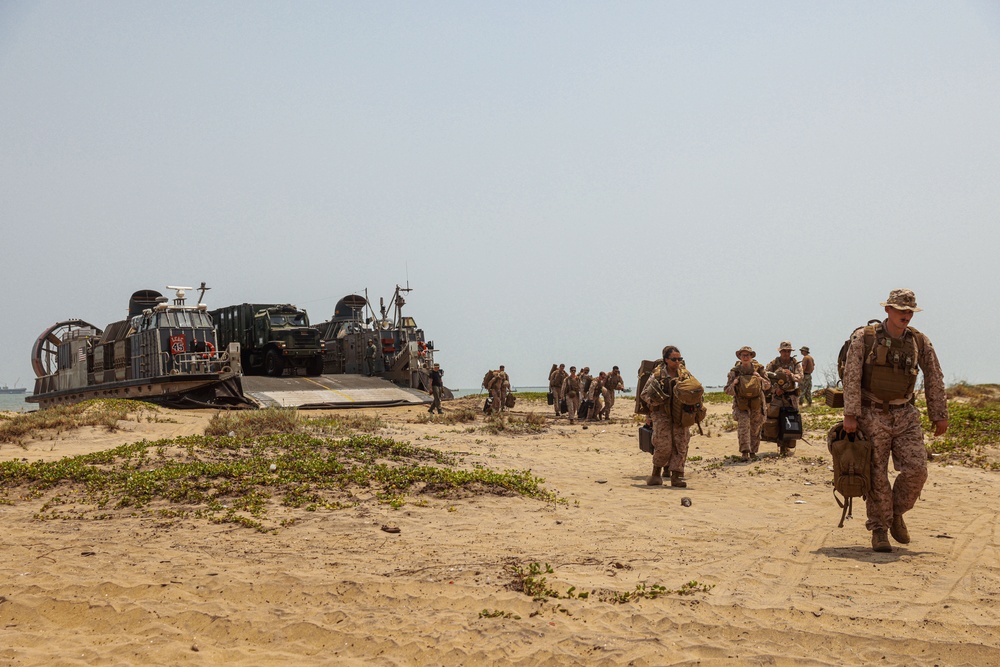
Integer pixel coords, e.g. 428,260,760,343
0,380,26,394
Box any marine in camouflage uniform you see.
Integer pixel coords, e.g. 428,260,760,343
843,289,948,553
549,364,568,416
579,368,592,398
639,346,692,488
602,366,624,419
724,346,771,460
765,341,804,410
799,346,815,406
486,366,510,414
587,372,607,420
562,367,582,425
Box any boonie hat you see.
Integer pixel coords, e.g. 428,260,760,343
881,288,922,312
735,346,756,359
800,346,810,354
778,341,794,352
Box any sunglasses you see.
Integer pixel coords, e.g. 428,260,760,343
668,357,683,362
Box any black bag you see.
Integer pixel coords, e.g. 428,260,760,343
578,399,592,419
779,408,803,438
547,391,554,406
638,425,654,454
483,397,493,414
559,397,567,414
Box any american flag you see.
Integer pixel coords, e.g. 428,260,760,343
78,348,86,362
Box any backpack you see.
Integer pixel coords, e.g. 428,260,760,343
827,421,873,528
548,364,558,387
634,359,659,415
482,370,496,389
737,373,761,398
670,373,707,433
735,368,763,412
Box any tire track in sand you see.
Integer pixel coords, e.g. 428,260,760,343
896,512,997,622
757,515,834,610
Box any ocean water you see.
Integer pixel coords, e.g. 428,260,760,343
0,392,33,413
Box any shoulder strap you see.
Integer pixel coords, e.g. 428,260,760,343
862,323,879,357
906,326,925,357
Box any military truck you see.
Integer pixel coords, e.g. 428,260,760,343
211,303,325,377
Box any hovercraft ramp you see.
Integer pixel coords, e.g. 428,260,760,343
240,374,430,409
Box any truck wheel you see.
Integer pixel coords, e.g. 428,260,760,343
306,356,324,377
265,350,285,377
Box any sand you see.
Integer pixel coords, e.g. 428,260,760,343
1,396,999,666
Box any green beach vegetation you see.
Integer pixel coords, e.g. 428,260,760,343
0,399,165,445
923,383,1000,469
0,404,557,531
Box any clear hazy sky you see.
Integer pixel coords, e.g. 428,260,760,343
2,2,998,392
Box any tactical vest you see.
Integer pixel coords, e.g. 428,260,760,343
860,324,923,402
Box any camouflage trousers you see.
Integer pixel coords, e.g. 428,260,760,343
650,411,691,474
490,388,506,413
565,394,581,421
733,408,765,454
800,374,813,406
858,405,928,531
588,395,604,420
601,388,614,419
550,386,564,415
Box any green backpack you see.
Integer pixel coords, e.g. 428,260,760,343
634,360,659,415
735,369,763,412
670,373,706,433
827,422,873,528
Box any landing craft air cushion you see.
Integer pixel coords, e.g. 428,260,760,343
27,286,250,409
27,283,450,410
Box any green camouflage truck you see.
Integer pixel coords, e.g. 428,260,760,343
210,303,325,377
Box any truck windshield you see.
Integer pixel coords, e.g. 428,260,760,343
270,313,308,326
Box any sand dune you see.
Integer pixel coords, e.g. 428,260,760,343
2,397,998,665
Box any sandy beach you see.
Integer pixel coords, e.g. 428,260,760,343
2,395,999,666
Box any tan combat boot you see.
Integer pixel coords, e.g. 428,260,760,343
670,471,687,488
871,528,892,553
890,514,910,544
646,466,663,486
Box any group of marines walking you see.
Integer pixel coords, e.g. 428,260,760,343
547,364,626,424
636,288,948,553
474,289,946,554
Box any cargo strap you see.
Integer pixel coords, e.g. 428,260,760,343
834,490,853,528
